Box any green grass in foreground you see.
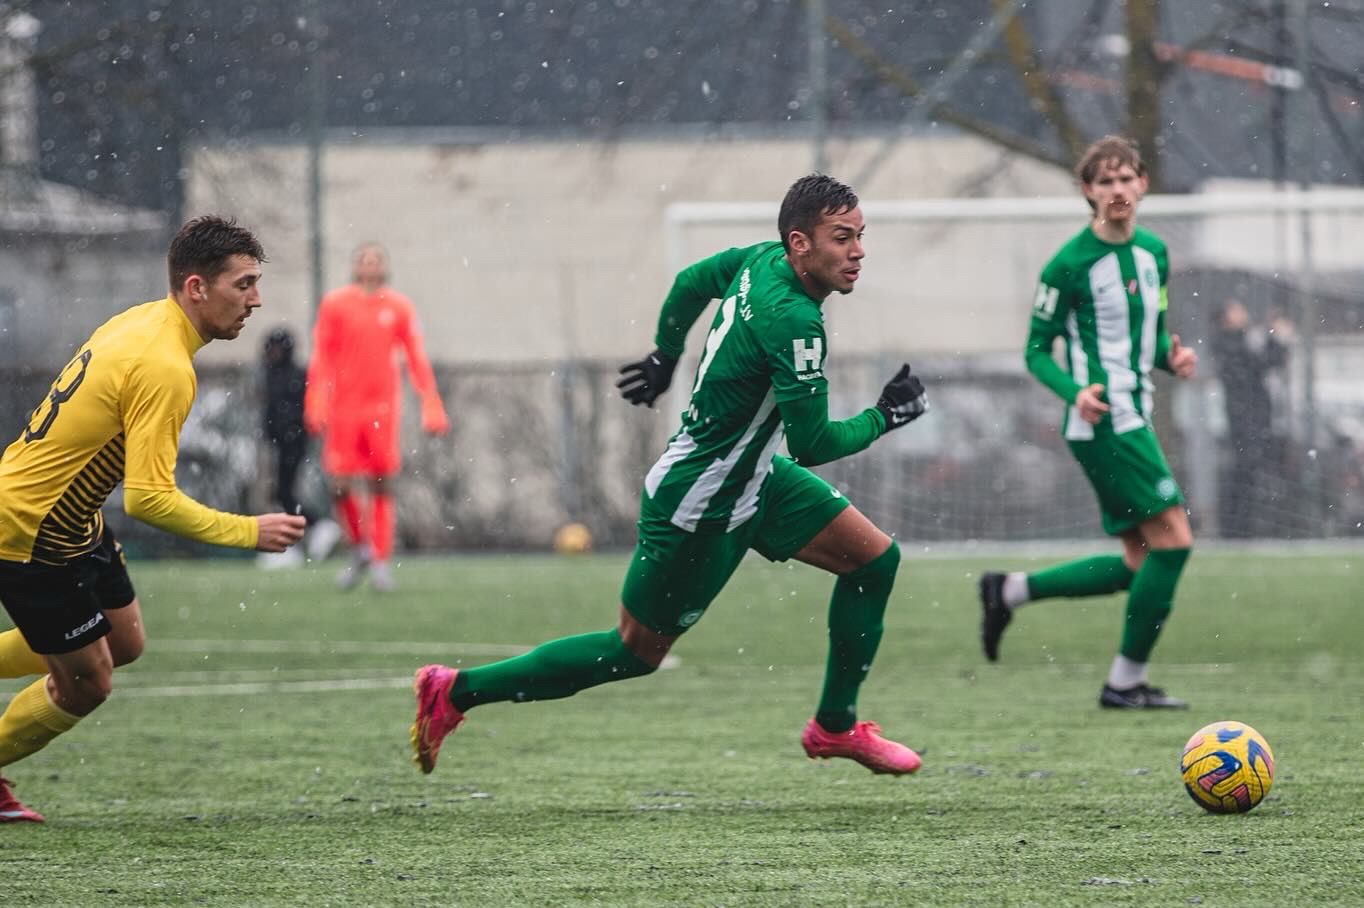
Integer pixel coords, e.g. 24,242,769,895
2,549,1362,906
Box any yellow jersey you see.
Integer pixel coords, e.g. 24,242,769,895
0,297,257,564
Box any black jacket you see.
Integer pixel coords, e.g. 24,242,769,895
1211,327,1287,446
263,361,307,446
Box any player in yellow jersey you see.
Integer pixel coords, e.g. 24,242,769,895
0,216,306,822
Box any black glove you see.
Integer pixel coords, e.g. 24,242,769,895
875,363,928,431
616,349,679,407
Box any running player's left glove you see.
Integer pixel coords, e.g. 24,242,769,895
875,363,928,432
617,349,678,407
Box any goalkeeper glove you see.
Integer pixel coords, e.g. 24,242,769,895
616,349,678,407
303,403,327,436
421,395,450,435
875,363,928,432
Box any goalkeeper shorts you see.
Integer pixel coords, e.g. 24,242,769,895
322,410,400,478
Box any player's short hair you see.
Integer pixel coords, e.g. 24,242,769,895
352,241,387,261
168,216,266,291
778,174,860,253
1075,135,1146,184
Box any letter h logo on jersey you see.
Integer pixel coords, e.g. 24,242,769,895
792,338,823,378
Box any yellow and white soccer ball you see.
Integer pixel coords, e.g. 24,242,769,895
552,522,593,555
1180,720,1275,814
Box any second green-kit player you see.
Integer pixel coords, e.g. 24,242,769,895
978,135,1199,710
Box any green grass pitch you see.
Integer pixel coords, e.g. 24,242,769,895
2,548,1361,905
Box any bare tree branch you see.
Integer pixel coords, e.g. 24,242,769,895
991,0,1087,162
1125,0,1169,190
822,14,1070,172
1308,57,1364,182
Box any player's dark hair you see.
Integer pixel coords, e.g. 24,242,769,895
1076,135,1146,185
168,215,266,291
778,174,859,253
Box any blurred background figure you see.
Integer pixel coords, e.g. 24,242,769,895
304,243,450,592
1210,299,1293,537
259,327,340,569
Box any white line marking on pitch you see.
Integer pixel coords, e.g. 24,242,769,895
95,658,1301,700
151,638,680,666
118,677,416,698
34,640,686,699
152,639,531,657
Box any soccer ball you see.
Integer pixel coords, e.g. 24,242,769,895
552,522,593,554
1180,720,1275,814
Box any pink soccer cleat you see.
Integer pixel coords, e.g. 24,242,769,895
801,718,922,775
0,777,43,823
410,664,466,774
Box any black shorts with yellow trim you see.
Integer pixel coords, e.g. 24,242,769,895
0,527,136,654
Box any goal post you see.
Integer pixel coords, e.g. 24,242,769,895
661,189,1364,541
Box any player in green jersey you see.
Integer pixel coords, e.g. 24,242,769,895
412,174,930,775
977,136,1198,709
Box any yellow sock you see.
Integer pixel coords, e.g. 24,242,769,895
0,629,47,679
0,678,81,768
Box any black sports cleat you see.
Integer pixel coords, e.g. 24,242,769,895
1099,683,1188,710
978,571,1011,662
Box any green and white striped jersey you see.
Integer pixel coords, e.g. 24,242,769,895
644,242,834,533
1025,225,1172,441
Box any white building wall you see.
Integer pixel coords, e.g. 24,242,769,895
1196,178,1364,273
185,132,1076,365
189,135,1364,369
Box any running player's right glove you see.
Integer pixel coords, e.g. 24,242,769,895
875,363,928,432
617,349,679,407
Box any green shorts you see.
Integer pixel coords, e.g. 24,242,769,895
621,456,851,635
1068,426,1184,536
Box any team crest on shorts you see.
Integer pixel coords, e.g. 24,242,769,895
678,609,704,628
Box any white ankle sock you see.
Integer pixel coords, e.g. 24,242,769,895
1002,572,1030,609
1106,655,1147,690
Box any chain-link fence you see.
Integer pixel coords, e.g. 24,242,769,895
4,333,1360,557
0,362,670,558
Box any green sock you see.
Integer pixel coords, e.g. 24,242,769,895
1120,548,1191,662
1026,554,1135,601
450,628,655,712
815,542,900,734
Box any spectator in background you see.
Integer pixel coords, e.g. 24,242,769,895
304,243,449,593
260,327,340,568
1210,299,1292,537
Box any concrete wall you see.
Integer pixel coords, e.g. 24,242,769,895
0,231,166,370
185,132,1077,366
